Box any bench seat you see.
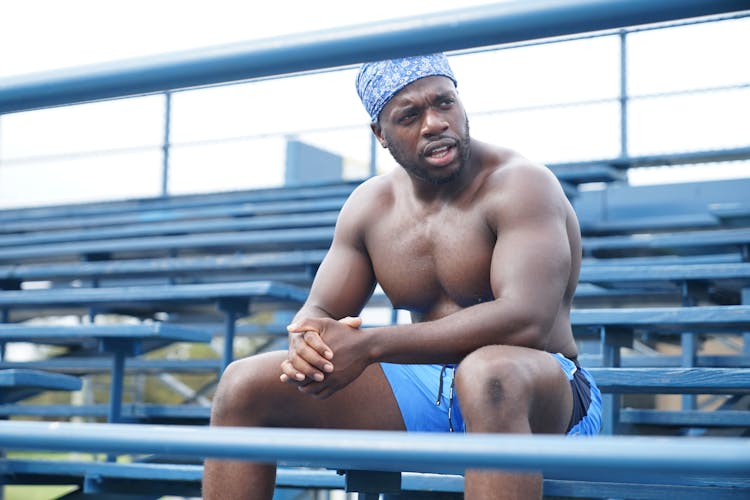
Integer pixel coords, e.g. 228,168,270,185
0,323,213,422
582,227,750,258
0,249,327,284
0,227,336,263
0,209,339,248
0,280,308,326
0,369,81,404
0,181,358,232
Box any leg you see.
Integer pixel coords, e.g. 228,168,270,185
454,346,573,500
202,350,405,500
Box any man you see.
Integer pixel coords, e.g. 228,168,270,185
203,53,601,500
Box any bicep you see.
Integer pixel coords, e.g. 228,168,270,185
491,219,571,308
489,173,572,323
305,239,377,319
302,189,378,319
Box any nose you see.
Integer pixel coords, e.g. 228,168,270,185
421,107,449,137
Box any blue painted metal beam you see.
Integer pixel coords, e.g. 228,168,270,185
1,0,748,114
0,421,748,477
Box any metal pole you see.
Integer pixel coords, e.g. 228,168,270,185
0,421,749,479
222,310,238,373
618,30,629,159
161,91,172,197
1,0,747,114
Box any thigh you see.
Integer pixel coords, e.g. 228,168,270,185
219,350,406,431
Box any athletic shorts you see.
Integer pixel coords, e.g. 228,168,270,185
380,352,601,436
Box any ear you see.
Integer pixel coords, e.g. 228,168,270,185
370,122,388,148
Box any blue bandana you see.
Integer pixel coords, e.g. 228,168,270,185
356,53,457,122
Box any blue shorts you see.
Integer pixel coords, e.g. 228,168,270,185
380,352,601,436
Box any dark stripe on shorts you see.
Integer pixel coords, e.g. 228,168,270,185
566,359,592,433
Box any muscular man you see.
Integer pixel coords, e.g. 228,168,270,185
203,53,601,500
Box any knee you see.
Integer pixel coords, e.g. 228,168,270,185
454,346,533,421
210,355,275,426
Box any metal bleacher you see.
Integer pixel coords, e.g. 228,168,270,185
1,1,749,499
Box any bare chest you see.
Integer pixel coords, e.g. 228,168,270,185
367,210,495,314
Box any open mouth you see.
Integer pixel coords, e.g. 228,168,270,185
423,140,457,166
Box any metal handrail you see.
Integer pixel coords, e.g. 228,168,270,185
0,421,748,478
1,0,748,114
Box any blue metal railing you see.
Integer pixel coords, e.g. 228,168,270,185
1,0,748,114
0,421,748,479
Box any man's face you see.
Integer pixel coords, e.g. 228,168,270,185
374,76,471,185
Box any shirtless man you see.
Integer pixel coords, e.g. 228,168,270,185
203,53,601,500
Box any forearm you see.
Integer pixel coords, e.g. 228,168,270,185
363,300,548,365
292,303,335,324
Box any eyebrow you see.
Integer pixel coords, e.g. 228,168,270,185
432,91,456,102
392,89,456,111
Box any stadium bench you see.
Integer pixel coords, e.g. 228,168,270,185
4,253,748,306
0,369,81,404
7,306,747,432
583,252,747,266
709,202,750,226
549,163,627,185
580,261,750,287
579,212,721,235
1,227,746,281
572,305,750,434
0,209,339,248
0,280,307,372
0,249,327,290
573,177,750,236
0,323,211,422
0,226,335,264
582,227,750,259
0,180,357,232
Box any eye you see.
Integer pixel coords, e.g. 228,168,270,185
439,97,455,109
398,111,418,125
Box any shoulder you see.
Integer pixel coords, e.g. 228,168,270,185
334,173,396,239
341,173,394,217
488,147,560,192
476,144,569,220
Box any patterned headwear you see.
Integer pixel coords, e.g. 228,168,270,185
356,53,457,122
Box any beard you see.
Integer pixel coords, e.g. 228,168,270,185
385,115,472,185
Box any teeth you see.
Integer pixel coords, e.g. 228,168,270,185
429,146,448,157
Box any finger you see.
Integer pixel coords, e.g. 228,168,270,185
280,360,304,383
288,351,327,382
292,332,334,373
280,358,318,383
281,372,314,387
302,330,334,362
288,331,330,368
338,316,362,328
279,364,308,385
287,318,320,333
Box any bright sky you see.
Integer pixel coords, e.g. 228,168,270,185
0,1,748,208
1,0,501,76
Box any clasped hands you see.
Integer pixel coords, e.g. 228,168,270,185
280,316,364,399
